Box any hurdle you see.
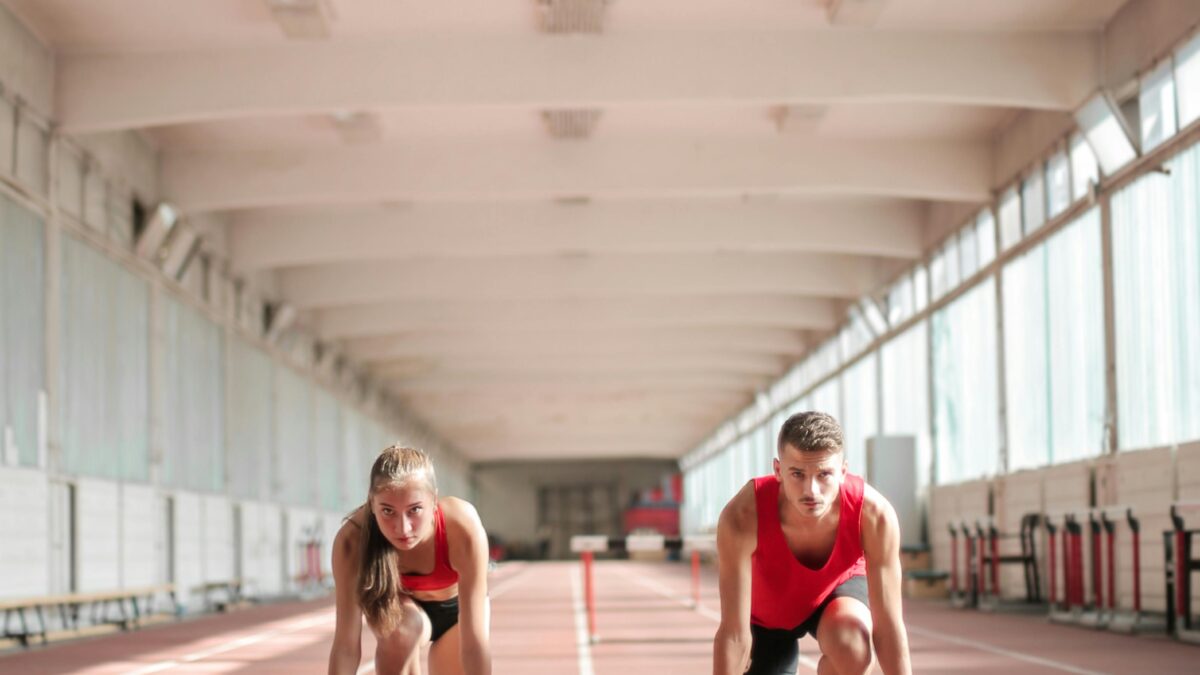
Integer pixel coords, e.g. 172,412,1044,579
569,533,717,644
947,520,978,609
1103,506,1164,634
977,513,1042,612
1164,501,1200,645
1046,509,1087,624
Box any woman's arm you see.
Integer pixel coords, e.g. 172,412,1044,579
328,522,365,675
447,498,492,675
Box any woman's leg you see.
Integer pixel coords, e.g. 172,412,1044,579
428,623,465,675
374,596,432,675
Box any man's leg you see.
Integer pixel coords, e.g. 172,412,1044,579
746,624,802,675
813,597,872,675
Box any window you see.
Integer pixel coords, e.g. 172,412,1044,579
1112,141,1200,449
976,209,996,267
933,279,1000,482
1076,93,1138,175
1002,209,1105,470
1046,150,1071,218
959,221,979,280
882,321,931,490
1176,31,1200,129
1022,169,1047,234
0,194,45,467
1070,134,1100,202
1141,59,1178,152
841,354,878,475
999,188,1022,250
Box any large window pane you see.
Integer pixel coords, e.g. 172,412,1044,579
1022,169,1047,234
1046,150,1071,218
1141,59,1178,152
1176,32,1200,129
841,353,878,476
161,297,224,492
999,188,1022,250
1002,208,1105,469
228,339,274,501
276,366,315,505
59,235,149,480
0,193,45,467
1113,141,1200,449
933,279,1000,483
882,321,930,491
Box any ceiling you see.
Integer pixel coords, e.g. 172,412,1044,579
2,0,1130,461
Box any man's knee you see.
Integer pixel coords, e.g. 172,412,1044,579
819,613,872,674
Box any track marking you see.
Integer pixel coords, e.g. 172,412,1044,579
907,625,1111,675
620,565,820,672
570,565,596,675
125,611,331,674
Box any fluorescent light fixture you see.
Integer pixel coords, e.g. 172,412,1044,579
266,0,334,40
134,202,179,260
826,0,888,27
330,110,383,144
1075,92,1138,175
264,302,297,342
160,225,201,281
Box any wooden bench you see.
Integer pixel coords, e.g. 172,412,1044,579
191,579,244,613
0,584,176,647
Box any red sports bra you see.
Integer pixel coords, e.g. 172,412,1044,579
400,506,460,592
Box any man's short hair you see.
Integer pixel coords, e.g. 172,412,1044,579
777,411,844,455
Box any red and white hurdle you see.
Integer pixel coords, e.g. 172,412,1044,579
569,533,717,644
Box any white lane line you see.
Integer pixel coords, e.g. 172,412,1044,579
906,625,1111,675
621,567,820,672
126,612,331,674
355,661,375,675
569,566,596,675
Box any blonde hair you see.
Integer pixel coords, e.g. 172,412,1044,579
356,445,438,635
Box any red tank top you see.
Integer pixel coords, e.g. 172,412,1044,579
750,473,867,629
400,506,460,592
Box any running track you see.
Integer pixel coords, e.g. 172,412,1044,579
2,560,1196,674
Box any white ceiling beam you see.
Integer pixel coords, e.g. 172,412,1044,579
311,296,839,339
459,444,684,461
58,32,1098,132
346,327,806,362
164,136,990,211
386,371,769,394
280,253,888,309
229,198,924,270
373,352,785,379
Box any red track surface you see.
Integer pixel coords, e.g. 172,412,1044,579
3,560,1197,674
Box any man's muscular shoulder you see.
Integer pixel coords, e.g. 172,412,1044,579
717,480,758,550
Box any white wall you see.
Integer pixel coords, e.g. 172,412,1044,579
75,478,120,593
0,466,48,598
121,482,160,588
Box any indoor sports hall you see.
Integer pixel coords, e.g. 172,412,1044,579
2,1,1200,674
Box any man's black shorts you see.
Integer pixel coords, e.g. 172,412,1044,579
746,575,870,675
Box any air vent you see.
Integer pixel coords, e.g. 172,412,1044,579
535,0,611,34
541,109,603,139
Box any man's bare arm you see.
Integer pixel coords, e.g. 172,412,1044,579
713,482,757,675
862,487,912,675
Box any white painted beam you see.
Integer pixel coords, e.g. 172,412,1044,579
58,32,1099,132
163,136,990,211
228,198,924,270
373,352,785,379
345,327,807,362
386,371,768,394
280,253,885,309
311,296,839,338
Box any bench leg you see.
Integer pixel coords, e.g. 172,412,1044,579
35,606,48,645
